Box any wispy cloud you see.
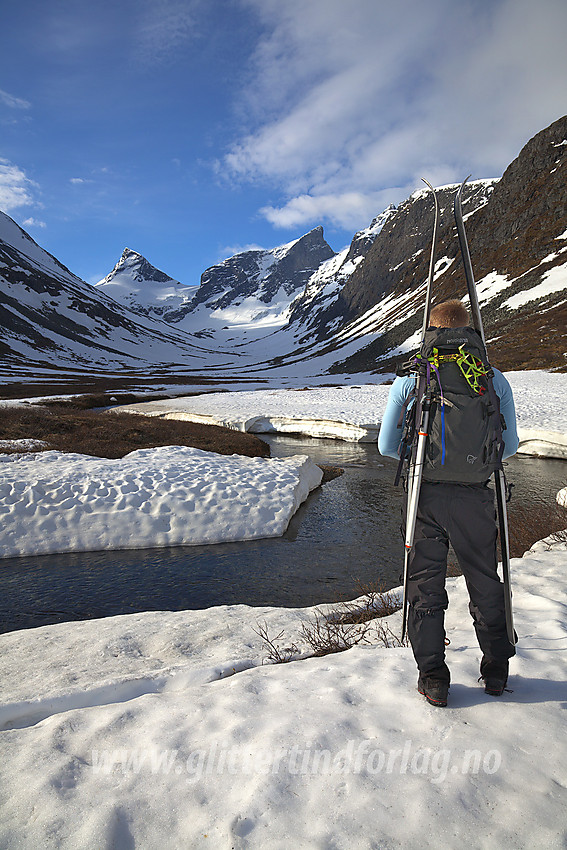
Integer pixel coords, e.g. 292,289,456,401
0,89,31,110
134,0,200,63
22,217,46,228
224,0,567,231
0,159,38,212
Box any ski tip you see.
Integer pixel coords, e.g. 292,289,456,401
421,177,435,192
456,174,472,196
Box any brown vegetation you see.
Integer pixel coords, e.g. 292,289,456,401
253,584,406,665
0,404,270,459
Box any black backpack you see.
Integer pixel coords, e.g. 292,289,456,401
399,326,506,485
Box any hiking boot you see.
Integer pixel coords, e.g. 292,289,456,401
417,675,449,707
479,657,509,696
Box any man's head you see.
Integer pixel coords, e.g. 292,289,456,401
429,299,469,328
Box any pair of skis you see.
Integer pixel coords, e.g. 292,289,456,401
400,177,516,647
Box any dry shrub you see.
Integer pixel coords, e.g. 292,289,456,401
254,583,406,665
326,581,401,625
299,613,374,656
252,622,300,664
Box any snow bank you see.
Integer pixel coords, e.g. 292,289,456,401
113,384,393,443
517,428,567,460
0,438,48,452
0,539,566,848
0,446,322,559
114,373,567,457
506,371,567,459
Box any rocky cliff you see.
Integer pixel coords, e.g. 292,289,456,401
331,115,567,374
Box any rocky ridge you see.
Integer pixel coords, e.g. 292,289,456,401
95,249,197,322
0,116,565,385
330,115,567,373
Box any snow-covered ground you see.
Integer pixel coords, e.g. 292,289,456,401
114,371,567,458
0,372,566,847
0,447,322,559
0,534,566,848
115,384,388,442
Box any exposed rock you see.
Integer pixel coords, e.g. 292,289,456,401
331,115,567,374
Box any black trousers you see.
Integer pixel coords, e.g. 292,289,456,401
406,481,516,678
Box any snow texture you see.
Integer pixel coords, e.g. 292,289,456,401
0,447,322,559
0,536,566,848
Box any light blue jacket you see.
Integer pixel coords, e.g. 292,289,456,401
378,369,519,461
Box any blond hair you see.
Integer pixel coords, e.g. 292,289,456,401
429,299,469,328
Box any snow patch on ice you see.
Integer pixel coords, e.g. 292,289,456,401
0,446,322,558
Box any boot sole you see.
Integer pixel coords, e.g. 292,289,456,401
418,685,448,707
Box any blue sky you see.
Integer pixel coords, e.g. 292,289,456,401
1,0,566,288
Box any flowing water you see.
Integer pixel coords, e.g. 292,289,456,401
0,436,565,634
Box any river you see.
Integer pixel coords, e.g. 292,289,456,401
0,436,565,633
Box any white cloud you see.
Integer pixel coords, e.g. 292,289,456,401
261,191,399,231
218,243,266,261
224,0,567,232
22,217,46,228
0,89,31,110
0,159,38,212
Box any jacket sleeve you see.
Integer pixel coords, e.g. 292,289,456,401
378,376,415,459
492,370,519,459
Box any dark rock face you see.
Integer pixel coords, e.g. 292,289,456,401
331,115,567,374
440,115,567,370
346,184,492,318
189,226,335,313
285,206,397,344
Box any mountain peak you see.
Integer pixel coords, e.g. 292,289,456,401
94,249,196,321
99,249,181,288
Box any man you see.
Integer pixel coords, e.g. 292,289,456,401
378,299,519,707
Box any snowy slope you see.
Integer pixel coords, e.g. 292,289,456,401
95,248,197,321
0,535,565,848
0,212,224,375
170,226,336,334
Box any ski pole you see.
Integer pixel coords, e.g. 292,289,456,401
495,468,516,645
401,394,431,640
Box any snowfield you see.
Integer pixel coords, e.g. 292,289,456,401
114,384,387,442
114,371,567,458
0,536,566,848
